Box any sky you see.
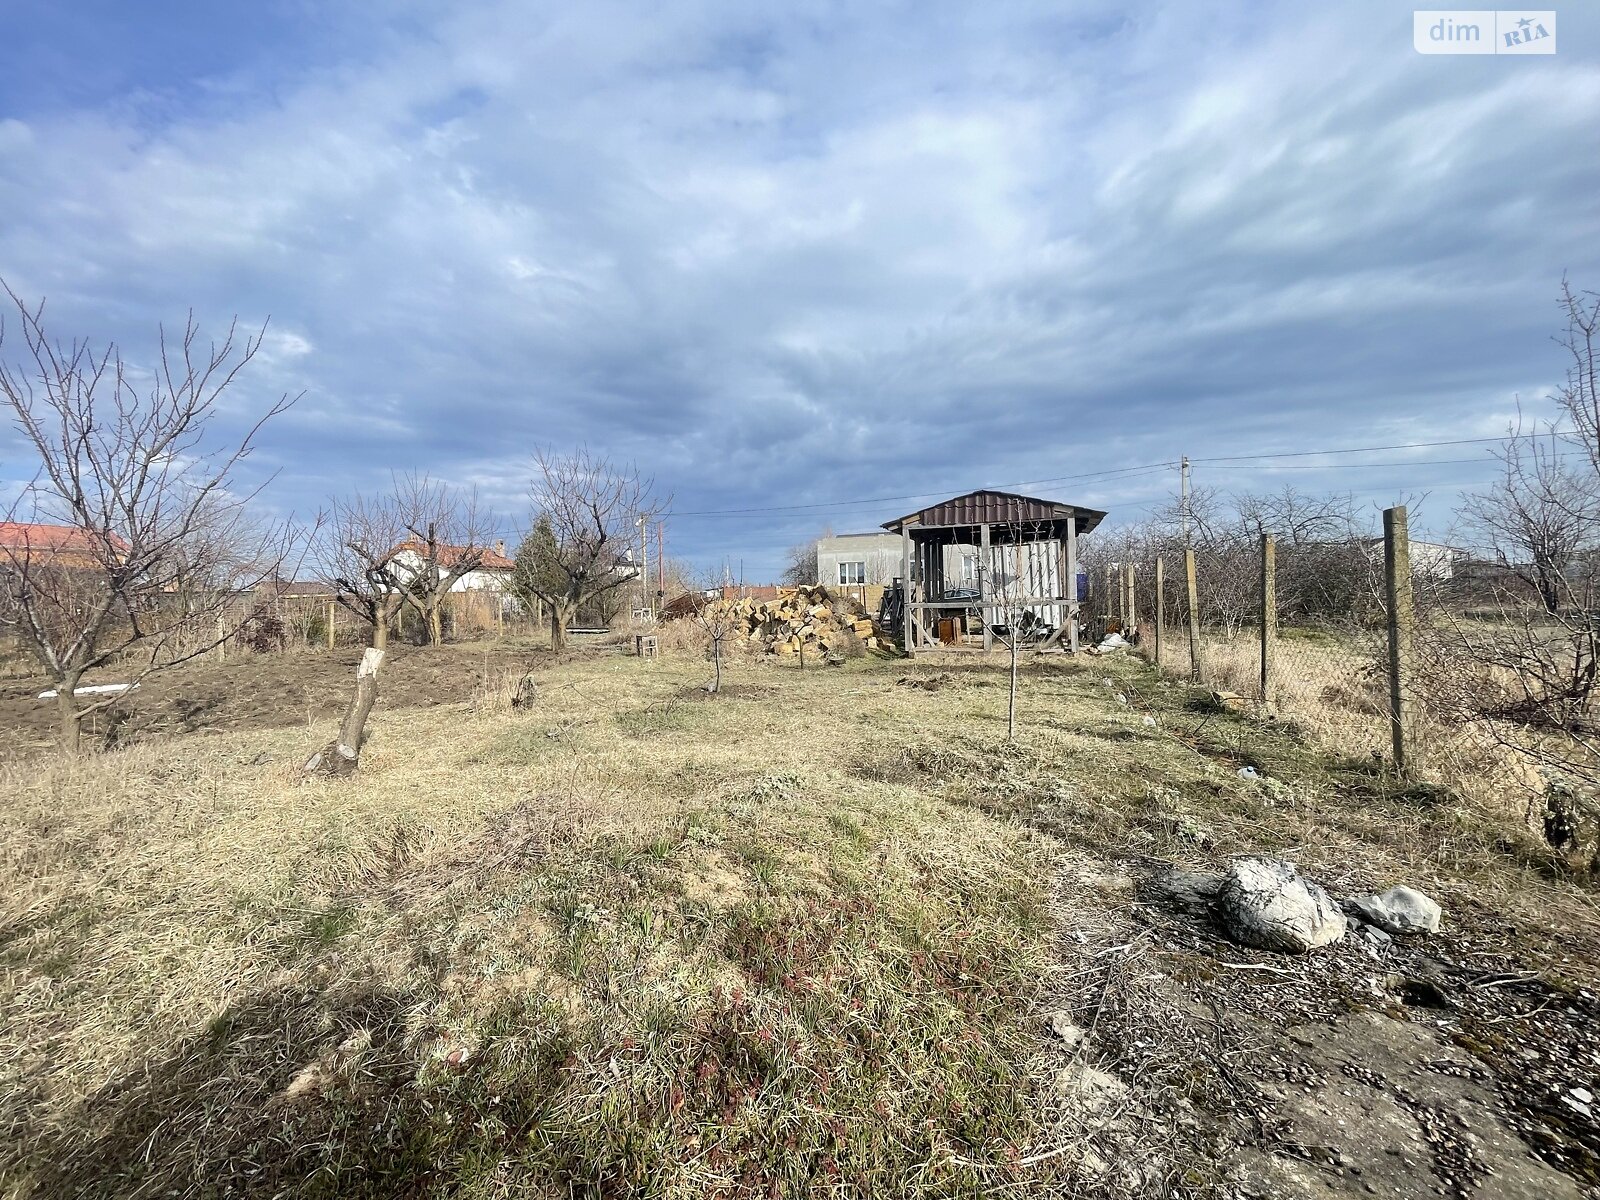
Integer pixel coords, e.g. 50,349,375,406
0,0,1596,578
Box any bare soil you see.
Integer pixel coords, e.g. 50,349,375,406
0,640,555,755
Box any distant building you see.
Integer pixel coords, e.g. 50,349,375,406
385,539,517,592
1361,538,1466,579
0,521,126,570
815,532,902,587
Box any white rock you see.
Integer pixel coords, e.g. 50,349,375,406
1047,1012,1086,1049
1347,885,1442,936
1218,857,1347,953
1054,1061,1129,1119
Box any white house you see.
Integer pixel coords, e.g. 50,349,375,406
814,532,903,586
385,539,517,592
1361,538,1465,579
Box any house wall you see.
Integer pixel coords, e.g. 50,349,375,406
1361,539,1463,580
390,550,511,593
815,534,902,586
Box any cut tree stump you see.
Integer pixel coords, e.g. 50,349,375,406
303,647,384,778
511,672,539,708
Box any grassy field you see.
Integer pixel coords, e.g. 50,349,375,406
3,645,1597,1198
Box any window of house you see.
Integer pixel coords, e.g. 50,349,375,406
961,553,980,582
838,561,865,585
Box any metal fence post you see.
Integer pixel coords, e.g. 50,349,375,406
1384,506,1417,776
1184,547,1202,682
1260,534,1275,702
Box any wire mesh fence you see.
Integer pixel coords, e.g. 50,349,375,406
1124,536,1399,765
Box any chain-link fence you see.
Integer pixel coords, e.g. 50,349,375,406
1114,534,1399,766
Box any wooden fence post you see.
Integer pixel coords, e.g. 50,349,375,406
1259,534,1275,702
327,602,336,650
1384,505,1417,776
900,521,914,657
1154,556,1165,668
1184,547,1202,682
1066,515,1080,654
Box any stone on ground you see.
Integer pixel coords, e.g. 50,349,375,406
1217,857,1347,953
1347,885,1442,936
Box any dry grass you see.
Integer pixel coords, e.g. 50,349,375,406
1154,629,1552,833
2,647,1595,1198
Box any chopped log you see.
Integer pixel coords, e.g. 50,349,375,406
303,647,384,778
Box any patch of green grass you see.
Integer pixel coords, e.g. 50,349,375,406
612,704,693,737
301,902,358,949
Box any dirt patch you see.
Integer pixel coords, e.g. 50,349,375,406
672,683,776,702
678,848,755,910
0,642,556,756
1031,854,1600,1197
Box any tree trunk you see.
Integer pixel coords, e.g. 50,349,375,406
56,683,82,755
711,639,722,694
1008,635,1019,741
550,601,574,651
303,647,384,777
428,602,444,646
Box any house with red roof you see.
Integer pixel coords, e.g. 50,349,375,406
383,538,516,593
0,521,128,570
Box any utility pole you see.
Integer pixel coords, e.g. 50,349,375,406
1180,456,1192,544
656,521,665,610
638,515,650,619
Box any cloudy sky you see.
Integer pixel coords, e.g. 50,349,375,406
1,0,1596,576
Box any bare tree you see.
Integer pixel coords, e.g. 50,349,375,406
681,578,746,694
780,531,828,587
1554,279,1600,477
983,523,1059,740
1460,424,1597,614
385,473,496,645
1429,283,1600,865
312,491,411,649
0,281,297,752
515,449,662,651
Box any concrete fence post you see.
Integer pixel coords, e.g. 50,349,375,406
1384,505,1417,777
1259,534,1275,702
1184,547,1202,682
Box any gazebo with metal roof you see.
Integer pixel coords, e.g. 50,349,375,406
881,489,1106,655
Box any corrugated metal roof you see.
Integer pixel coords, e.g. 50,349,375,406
881,490,1106,535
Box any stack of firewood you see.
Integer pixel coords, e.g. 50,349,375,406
684,585,878,656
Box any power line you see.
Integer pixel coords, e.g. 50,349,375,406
488,430,1580,544
659,431,1572,520
1187,433,1556,464
659,460,1177,518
